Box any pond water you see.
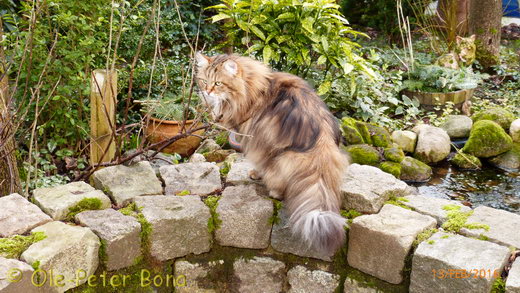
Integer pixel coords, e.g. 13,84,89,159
416,161,520,215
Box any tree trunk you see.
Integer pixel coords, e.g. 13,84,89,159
0,19,22,196
468,0,502,68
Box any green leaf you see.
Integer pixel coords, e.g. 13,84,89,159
206,3,228,10
317,81,332,95
321,35,329,52
317,55,327,65
250,25,266,40
211,13,230,23
276,12,295,21
301,17,314,33
246,43,264,54
263,45,273,63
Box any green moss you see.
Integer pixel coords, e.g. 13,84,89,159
99,239,108,267
341,117,365,145
340,209,362,225
176,190,190,196
399,156,432,182
204,196,222,234
385,196,411,210
214,131,230,148
379,161,402,178
66,197,103,222
268,199,283,225
118,203,152,258
440,234,450,239
31,260,40,270
492,276,506,293
441,205,490,233
355,121,373,145
0,232,47,259
365,123,392,147
383,147,405,163
451,152,482,169
462,120,513,158
343,144,380,166
219,161,231,177
413,228,438,247
427,240,435,245
472,108,515,130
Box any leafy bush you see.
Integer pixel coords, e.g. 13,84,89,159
209,0,375,94
339,0,418,41
402,65,486,93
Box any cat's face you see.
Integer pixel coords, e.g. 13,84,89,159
456,35,476,64
195,53,241,122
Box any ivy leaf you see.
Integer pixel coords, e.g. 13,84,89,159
276,12,295,21
321,35,329,52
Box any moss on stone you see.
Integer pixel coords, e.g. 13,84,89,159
441,205,490,233
451,152,482,170
492,276,506,293
383,147,405,163
219,161,231,177
385,196,411,210
214,131,230,148
355,121,373,145
340,209,362,225
118,203,153,258
343,144,380,166
341,117,366,145
176,190,190,196
462,120,513,158
0,232,46,259
66,197,103,222
488,142,520,170
427,240,435,245
472,107,516,130
268,199,283,225
413,228,438,247
203,195,222,234
379,161,402,178
365,123,392,147
399,156,432,182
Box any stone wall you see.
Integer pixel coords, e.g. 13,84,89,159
1,157,519,293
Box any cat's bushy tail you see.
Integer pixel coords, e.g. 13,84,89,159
285,150,348,254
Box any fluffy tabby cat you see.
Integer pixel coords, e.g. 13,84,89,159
195,53,348,254
435,34,476,70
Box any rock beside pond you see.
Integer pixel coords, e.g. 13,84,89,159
462,120,513,158
488,143,520,170
440,115,473,138
451,152,482,169
412,124,451,163
344,144,380,166
510,118,520,142
391,130,417,153
472,107,516,130
384,146,405,163
399,157,432,182
379,161,401,178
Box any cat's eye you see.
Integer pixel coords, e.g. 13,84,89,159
200,79,207,85
215,81,223,86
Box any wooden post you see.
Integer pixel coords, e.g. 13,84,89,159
90,69,117,167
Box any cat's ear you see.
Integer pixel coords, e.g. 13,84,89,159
195,52,209,68
469,34,476,42
223,59,238,76
456,36,463,44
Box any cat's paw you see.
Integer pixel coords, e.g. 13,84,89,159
248,169,262,180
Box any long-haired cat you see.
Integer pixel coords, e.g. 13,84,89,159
195,53,348,254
